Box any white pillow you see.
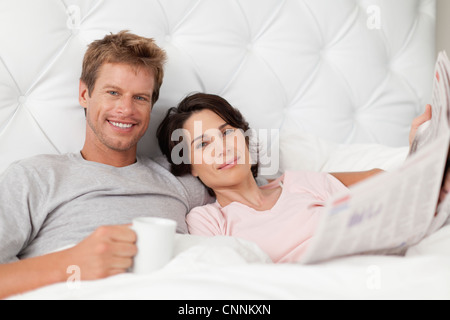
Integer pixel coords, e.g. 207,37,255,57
279,130,408,173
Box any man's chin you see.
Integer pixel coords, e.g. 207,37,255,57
103,138,140,153
107,144,138,153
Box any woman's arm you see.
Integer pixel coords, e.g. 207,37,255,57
330,169,384,187
331,106,433,188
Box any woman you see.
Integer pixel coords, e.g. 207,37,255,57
157,93,432,263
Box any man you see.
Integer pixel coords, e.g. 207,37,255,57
0,31,211,298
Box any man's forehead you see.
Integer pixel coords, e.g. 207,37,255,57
97,62,155,89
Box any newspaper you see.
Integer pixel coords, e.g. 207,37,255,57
301,52,450,264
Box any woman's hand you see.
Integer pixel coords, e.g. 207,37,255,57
439,171,450,206
409,104,432,147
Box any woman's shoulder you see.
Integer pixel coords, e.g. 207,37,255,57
284,170,328,178
282,170,348,197
186,202,224,236
262,170,329,188
288,169,343,184
187,201,222,217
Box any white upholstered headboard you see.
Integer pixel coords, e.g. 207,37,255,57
0,0,436,176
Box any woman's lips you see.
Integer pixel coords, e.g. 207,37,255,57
218,156,240,170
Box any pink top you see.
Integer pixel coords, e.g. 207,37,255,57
186,171,348,263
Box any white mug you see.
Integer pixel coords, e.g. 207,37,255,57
131,217,177,274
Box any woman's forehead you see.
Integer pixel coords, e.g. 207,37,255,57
184,109,227,131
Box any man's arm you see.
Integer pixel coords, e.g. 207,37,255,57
0,225,137,300
0,250,70,299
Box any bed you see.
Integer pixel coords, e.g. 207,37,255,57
1,0,449,300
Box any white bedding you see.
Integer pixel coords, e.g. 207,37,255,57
11,223,450,300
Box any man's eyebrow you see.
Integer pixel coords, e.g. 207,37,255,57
191,123,228,146
103,84,121,90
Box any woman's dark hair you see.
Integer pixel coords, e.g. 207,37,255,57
157,93,259,196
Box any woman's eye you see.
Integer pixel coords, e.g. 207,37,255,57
223,128,235,136
196,141,208,149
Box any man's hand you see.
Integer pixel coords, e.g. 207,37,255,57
0,225,137,299
409,104,432,146
62,225,137,280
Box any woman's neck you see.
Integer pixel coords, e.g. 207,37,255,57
214,174,282,211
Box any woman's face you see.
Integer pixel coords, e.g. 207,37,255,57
183,109,253,190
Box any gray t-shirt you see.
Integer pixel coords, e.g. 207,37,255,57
0,153,212,263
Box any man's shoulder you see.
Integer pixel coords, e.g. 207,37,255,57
19,153,74,164
144,155,214,207
147,155,170,170
5,153,76,173
146,155,201,185
142,155,191,180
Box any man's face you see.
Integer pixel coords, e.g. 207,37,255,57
79,63,155,154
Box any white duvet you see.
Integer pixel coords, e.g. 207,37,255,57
11,223,450,300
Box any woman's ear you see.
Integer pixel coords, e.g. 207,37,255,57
191,166,199,178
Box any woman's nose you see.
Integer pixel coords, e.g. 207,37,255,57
214,138,233,159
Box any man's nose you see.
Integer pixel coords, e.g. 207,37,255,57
117,96,134,115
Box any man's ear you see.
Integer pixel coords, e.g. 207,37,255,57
79,80,89,109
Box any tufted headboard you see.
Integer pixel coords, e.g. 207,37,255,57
0,0,436,176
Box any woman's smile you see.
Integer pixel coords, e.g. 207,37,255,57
217,156,240,170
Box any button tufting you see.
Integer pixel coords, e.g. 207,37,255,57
319,48,327,59
71,28,80,36
18,96,27,104
66,5,81,31
0,0,437,177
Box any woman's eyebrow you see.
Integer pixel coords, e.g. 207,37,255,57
191,123,228,145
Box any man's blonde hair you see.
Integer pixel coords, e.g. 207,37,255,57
80,30,167,105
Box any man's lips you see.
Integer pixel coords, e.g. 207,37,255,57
107,120,136,129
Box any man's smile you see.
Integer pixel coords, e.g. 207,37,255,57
107,120,136,130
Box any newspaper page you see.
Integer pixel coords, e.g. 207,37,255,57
410,51,450,154
421,51,450,234
301,52,450,264
431,52,450,232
